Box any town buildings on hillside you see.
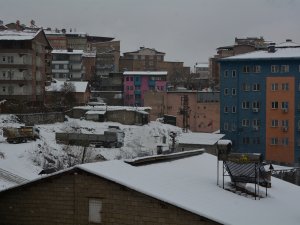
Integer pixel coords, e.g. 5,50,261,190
219,40,300,165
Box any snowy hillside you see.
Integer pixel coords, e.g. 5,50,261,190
0,114,182,190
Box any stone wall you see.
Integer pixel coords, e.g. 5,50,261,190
0,169,220,225
16,112,65,125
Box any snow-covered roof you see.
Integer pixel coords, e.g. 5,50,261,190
276,40,300,48
195,63,209,68
85,110,106,115
77,153,300,225
45,80,88,93
51,49,84,55
178,132,225,145
74,105,151,112
0,29,39,40
222,47,300,60
123,71,167,76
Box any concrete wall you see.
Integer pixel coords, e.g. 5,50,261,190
16,112,65,125
0,169,220,225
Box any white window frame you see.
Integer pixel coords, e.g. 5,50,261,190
271,65,279,73
253,83,260,91
253,65,261,73
281,65,289,73
271,83,278,91
271,119,279,127
242,101,250,109
271,101,278,109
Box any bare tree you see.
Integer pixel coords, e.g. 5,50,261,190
60,82,76,106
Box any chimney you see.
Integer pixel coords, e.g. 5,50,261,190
16,20,21,31
268,43,276,53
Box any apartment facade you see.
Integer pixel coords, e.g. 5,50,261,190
0,29,52,103
51,49,84,81
123,71,167,106
219,44,300,164
120,47,190,86
144,90,220,132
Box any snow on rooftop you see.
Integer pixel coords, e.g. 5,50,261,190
0,29,39,40
51,49,84,54
223,47,300,60
178,132,225,145
85,110,106,115
123,71,167,76
45,80,88,93
74,105,151,112
77,153,300,225
195,63,209,68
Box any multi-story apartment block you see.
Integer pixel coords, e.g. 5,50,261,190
219,41,300,165
51,49,84,81
123,71,167,106
44,28,67,49
120,47,190,86
0,28,52,104
89,40,120,79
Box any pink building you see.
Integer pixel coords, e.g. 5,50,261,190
123,71,167,106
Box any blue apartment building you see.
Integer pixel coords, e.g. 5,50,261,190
219,40,300,164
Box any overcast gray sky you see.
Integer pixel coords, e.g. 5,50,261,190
1,0,300,67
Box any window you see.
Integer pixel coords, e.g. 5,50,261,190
8,56,14,63
282,120,289,127
271,101,278,109
282,83,289,91
243,66,250,73
232,88,236,95
281,65,289,73
2,71,6,78
224,88,229,95
130,77,133,81
224,70,228,78
126,77,129,81
281,101,288,110
2,86,6,92
271,65,279,73
232,70,236,78
253,83,260,91
89,198,102,223
252,101,260,109
242,119,250,127
271,83,278,91
253,65,261,73
232,106,236,113
271,119,279,127
242,101,250,109
2,56,5,62
242,83,250,91
253,119,261,127
224,106,228,113
271,137,278,145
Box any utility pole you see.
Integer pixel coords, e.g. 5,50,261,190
179,95,190,132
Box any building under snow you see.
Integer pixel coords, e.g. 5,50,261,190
0,150,300,225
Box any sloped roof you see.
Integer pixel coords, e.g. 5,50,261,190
0,29,39,40
221,47,300,61
124,47,165,55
